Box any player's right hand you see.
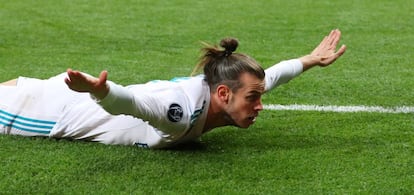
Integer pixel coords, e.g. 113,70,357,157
64,69,109,100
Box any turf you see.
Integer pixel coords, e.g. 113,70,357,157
1,0,413,194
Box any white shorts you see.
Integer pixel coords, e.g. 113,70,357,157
0,73,170,148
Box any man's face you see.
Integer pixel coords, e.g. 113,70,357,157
225,73,265,128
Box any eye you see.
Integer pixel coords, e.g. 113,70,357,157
246,94,260,102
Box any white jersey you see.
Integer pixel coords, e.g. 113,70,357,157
0,59,302,149
52,74,210,149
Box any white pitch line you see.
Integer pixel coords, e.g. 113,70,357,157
264,104,414,114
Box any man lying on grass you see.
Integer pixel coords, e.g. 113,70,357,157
0,29,346,149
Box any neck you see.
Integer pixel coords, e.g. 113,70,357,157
203,96,229,132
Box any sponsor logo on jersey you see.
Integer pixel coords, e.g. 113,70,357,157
167,103,183,122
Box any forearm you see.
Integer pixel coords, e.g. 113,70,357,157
264,59,303,91
94,81,136,115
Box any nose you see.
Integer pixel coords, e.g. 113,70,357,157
255,99,264,111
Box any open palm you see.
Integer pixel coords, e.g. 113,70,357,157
311,29,347,66
64,69,109,99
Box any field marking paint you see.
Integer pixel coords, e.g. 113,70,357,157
264,104,414,114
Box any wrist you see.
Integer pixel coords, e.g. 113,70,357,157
91,83,109,100
299,55,320,71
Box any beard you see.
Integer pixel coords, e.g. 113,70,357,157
222,111,240,128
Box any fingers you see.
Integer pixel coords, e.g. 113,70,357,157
335,44,347,57
312,29,341,55
65,69,85,91
323,44,347,66
332,29,341,47
306,29,346,68
330,30,341,50
322,30,336,49
328,29,341,50
65,68,75,85
323,29,344,54
98,70,108,86
327,30,336,45
66,68,82,81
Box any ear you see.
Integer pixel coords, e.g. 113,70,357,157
216,84,230,103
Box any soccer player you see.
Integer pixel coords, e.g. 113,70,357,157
0,29,346,149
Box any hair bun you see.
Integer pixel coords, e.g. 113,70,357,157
220,37,238,56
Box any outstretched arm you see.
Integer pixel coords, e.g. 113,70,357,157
264,29,346,91
64,69,109,99
300,29,347,71
65,69,189,135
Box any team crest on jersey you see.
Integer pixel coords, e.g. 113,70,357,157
167,103,183,122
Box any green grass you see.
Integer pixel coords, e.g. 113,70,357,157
1,0,413,194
